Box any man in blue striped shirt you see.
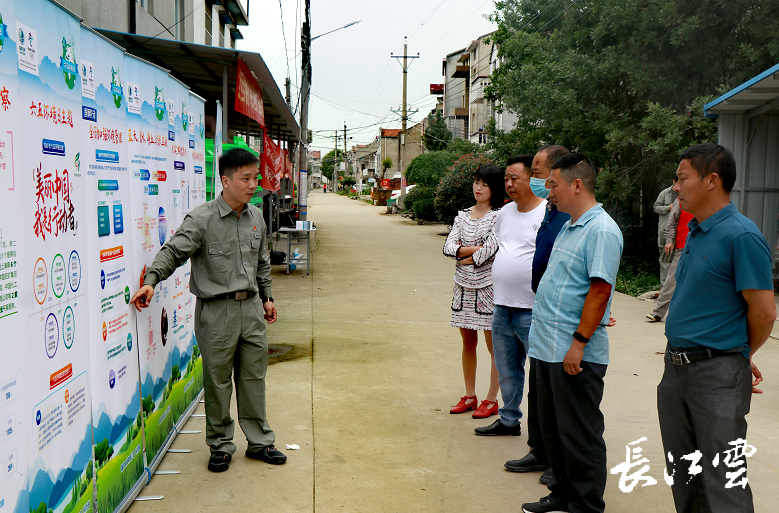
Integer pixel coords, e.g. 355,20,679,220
522,154,623,513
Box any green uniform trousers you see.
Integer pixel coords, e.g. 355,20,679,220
195,295,275,454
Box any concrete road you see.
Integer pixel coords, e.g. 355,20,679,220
128,190,779,513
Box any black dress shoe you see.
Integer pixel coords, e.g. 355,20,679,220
474,419,520,436
246,445,287,465
505,452,549,472
208,451,232,472
539,467,553,484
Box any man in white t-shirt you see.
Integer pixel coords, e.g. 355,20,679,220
475,154,547,436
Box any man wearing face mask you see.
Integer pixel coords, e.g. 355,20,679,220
504,145,570,483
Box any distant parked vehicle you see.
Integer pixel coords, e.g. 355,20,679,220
390,184,416,201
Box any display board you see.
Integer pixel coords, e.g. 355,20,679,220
15,3,95,512
81,28,144,513
0,3,27,512
0,1,206,512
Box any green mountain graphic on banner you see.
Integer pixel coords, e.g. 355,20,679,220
154,86,165,121
61,37,77,90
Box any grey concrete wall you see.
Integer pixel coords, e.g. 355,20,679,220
61,0,198,44
59,0,130,32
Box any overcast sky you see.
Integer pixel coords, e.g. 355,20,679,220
238,0,497,153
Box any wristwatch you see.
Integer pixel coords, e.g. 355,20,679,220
573,331,590,344
261,296,274,303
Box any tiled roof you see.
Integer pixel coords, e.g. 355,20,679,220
381,129,401,137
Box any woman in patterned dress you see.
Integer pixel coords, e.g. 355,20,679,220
443,164,505,418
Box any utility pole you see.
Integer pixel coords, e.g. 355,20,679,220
297,0,311,220
391,37,419,208
333,130,338,190
344,123,348,191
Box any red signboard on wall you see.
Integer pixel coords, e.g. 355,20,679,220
236,58,265,127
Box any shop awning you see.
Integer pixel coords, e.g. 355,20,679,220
96,30,300,143
704,62,779,119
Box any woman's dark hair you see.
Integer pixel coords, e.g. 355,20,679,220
474,164,505,209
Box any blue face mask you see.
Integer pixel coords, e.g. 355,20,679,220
529,177,550,199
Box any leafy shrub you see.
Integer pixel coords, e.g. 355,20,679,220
414,198,438,222
434,153,497,225
615,257,661,297
405,151,456,187
403,185,435,214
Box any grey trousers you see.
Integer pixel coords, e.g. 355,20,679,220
657,350,753,513
195,296,275,454
659,232,672,286
653,248,682,319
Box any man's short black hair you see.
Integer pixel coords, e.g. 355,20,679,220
679,143,736,193
219,147,260,179
474,164,506,209
551,153,597,194
538,144,570,169
506,154,534,175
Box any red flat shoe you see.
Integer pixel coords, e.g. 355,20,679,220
472,399,498,418
450,395,478,414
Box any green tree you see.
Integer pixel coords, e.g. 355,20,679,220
321,149,345,180
405,151,456,187
424,110,452,151
94,438,114,467
380,157,393,180
142,394,155,418
446,139,482,157
485,0,779,260
434,153,498,225
171,364,181,383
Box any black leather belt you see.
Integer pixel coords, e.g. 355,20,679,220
667,344,743,366
203,290,255,302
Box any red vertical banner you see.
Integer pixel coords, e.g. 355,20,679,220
261,131,282,191
283,149,292,179
235,58,265,127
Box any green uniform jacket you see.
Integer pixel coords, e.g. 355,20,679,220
143,194,272,300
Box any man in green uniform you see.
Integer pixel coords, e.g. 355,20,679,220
130,148,286,472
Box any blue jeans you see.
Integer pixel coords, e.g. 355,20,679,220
491,305,531,427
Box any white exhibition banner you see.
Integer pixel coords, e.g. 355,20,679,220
0,1,207,511
80,27,144,513
14,2,95,512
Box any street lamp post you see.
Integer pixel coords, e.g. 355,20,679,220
297,9,361,220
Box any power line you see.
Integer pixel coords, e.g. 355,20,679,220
420,0,491,52
139,0,205,44
278,0,292,86
407,0,449,40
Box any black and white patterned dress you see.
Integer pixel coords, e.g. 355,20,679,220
443,207,500,330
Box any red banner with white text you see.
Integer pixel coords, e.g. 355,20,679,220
236,58,265,127
261,131,282,191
